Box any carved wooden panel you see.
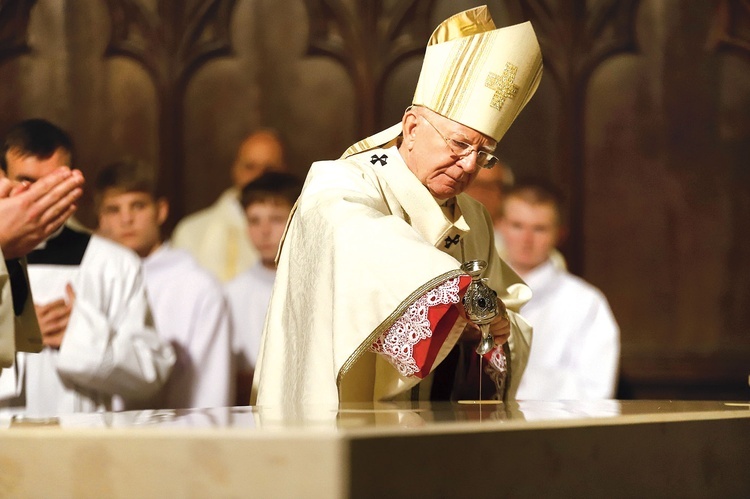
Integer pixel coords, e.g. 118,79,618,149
706,0,750,398
0,0,36,64
103,0,237,229
304,0,436,137
517,0,640,275
0,0,37,133
709,0,750,59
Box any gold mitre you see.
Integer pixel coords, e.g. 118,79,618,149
342,6,543,159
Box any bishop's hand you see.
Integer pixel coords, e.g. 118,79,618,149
459,259,509,353
460,299,510,348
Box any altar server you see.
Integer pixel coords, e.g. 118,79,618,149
0,119,175,416
499,179,620,399
225,170,302,405
253,6,543,407
96,159,233,409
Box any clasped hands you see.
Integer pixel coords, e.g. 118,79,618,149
1,167,83,348
0,166,84,259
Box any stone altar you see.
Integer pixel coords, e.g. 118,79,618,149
1,400,748,498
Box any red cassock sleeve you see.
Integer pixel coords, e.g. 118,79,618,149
370,275,477,379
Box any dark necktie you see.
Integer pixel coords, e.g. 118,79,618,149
5,259,29,316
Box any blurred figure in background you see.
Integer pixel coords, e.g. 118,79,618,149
465,161,566,269
498,178,619,399
464,159,514,252
0,119,174,417
96,159,233,409
171,130,287,282
225,170,302,405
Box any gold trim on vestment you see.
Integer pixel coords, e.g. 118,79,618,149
445,33,494,118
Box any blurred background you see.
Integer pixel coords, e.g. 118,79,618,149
1,0,748,400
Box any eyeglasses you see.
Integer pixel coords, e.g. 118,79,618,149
420,115,499,169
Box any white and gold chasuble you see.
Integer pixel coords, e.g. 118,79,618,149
253,146,532,408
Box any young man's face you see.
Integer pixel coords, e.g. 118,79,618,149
97,189,167,258
245,200,292,267
498,196,560,275
5,148,70,182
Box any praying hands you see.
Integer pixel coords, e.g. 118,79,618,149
0,166,84,259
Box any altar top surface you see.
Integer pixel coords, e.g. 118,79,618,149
2,400,749,498
3,400,748,435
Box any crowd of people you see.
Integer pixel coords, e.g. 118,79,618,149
0,5,620,417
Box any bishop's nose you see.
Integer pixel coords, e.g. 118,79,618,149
457,150,480,173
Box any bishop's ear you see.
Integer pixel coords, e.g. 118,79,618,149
401,107,420,149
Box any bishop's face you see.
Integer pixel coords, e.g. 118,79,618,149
401,108,497,200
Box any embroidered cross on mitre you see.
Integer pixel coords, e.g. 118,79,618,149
485,62,519,111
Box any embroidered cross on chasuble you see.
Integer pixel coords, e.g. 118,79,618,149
444,235,461,248
370,154,388,166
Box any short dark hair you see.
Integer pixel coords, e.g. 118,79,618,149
240,170,303,209
504,177,566,224
94,158,160,210
1,118,74,172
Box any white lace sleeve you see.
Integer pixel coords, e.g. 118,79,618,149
487,345,507,373
369,277,462,377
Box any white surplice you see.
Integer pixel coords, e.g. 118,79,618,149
142,245,233,409
0,227,175,417
516,259,620,400
253,145,533,408
225,262,275,374
171,188,259,282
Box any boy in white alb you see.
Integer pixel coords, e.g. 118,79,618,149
225,171,302,405
96,159,233,409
